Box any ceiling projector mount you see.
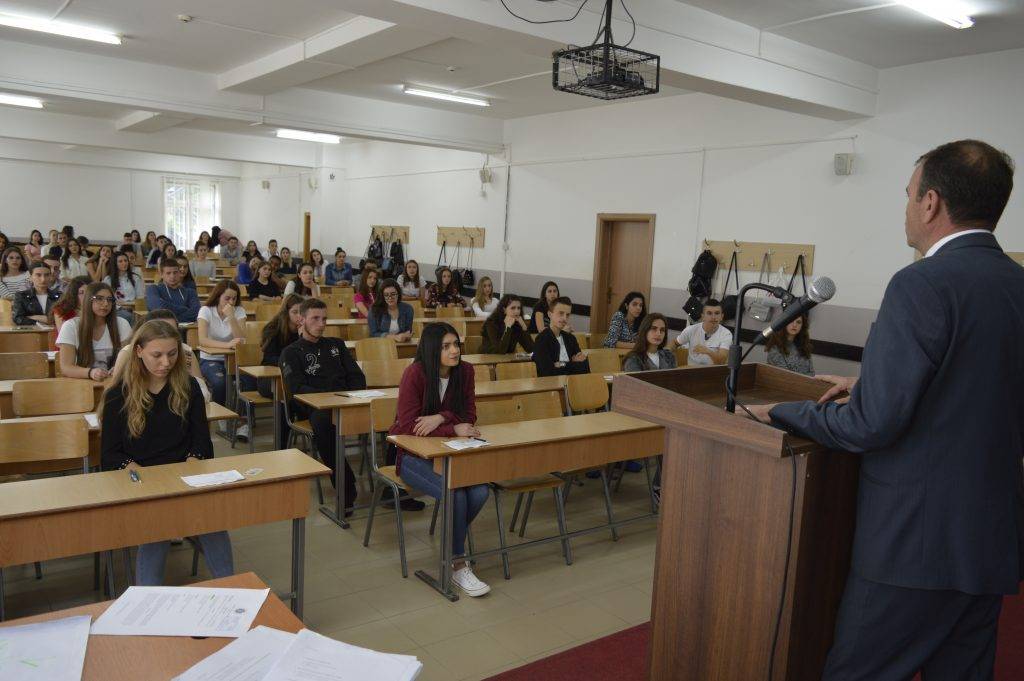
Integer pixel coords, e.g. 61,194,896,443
500,0,660,101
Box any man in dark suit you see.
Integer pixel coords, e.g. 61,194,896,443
747,139,1024,680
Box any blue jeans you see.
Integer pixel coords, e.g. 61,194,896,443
399,454,489,556
136,531,234,585
200,358,227,405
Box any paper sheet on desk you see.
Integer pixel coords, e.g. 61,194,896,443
91,587,269,637
45,350,57,361
181,470,245,488
443,438,489,451
83,413,100,429
0,615,90,681
263,629,422,681
341,390,388,398
172,626,294,681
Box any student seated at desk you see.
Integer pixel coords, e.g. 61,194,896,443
86,244,113,283
236,254,260,287
397,260,422,300
111,308,210,402
197,281,247,427
146,257,201,323
764,313,815,376
0,246,31,299
189,242,216,279
354,266,378,319
368,279,413,341
480,294,534,354
603,292,646,349
673,298,731,366
533,297,589,376
424,267,464,310
178,257,197,291
56,281,133,381
391,322,491,597
99,319,233,586
43,248,64,295
220,235,242,265
471,276,498,317
309,249,326,280
103,251,142,324
51,275,91,347
283,263,321,297
60,238,89,281
247,260,282,301
257,294,303,445
529,280,561,334
278,247,298,275
12,260,59,326
280,297,366,515
325,248,353,286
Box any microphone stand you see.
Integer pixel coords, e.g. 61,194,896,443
725,283,793,413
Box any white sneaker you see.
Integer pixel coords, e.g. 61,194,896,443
235,424,250,442
452,566,490,597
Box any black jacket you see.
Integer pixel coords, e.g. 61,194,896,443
532,328,589,376
258,329,297,399
280,336,366,416
771,232,1024,595
481,319,535,355
12,288,60,325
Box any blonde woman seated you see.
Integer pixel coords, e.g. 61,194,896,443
100,319,233,585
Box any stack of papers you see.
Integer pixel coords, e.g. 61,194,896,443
341,390,388,399
0,615,90,681
91,587,269,638
174,627,422,681
181,470,246,488
443,438,489,451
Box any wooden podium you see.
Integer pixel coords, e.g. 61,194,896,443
612,364,860,681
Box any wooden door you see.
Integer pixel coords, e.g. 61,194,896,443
592,214,655,332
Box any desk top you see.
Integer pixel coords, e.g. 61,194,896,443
390,411,660,459
0,449,328,520
0,402,237,427
239,365,279,378
0,573,303,681
0,325,52,334
461,353,527,365
0,378,104,394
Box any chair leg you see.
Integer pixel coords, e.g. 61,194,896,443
362,482,384,548
553,487,574,565
394,488,409,579
599,468,619,542
517,491,535,538
614,461,627,493
104,551,116,597
562,477,574,504
492,488,511,580
509,493,524,532
34,562,42,580
643,457,657,514
429,499,440,536
191,549,200,577
247,402,256,454
93,552,101,591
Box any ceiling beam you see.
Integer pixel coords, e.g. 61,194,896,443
115,110,195,133
218,16,440,95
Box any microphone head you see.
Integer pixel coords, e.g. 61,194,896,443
808,276,836,303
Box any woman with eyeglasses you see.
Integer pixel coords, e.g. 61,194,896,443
55,281,132,381
368,279,413,341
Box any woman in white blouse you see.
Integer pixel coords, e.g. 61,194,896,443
283,263,321,298
55,281,132,381
397,260,423,301
196,281,247,408
102,251,143,323
0,246,31,300
59,238,89,282
471,276,499,317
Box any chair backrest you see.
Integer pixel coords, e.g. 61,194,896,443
359,358,412,388
354,337,397,362
241,300,258,314
567,373,610,413
0,298,13,325
195,276,211,285
463,335,483,355
472,364,492,383
0,332,47,353
234,342,263,370
185,326,199,348
573,332,589,350
255,304,279,321
12,378,96,417
673,347,689,367
134,298,148,312
407,300,424,318
516,390,564,421
0,419,90,471
325,301,351,320
411,320,424,338
495,362,537,381
245,320,268,346
435,307,464,318
585,348,623,374
0,352,49,380
475,397,519,426
589,332,608,349
347,324,370,341
370,397,398,433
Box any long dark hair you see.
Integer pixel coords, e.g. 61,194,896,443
77,282,122,369
60,238,83,268
415,323,466,418
616,291,647,332
625,313,669,368
0,246,25,277
485,294,522,329
533,281,560,315
53,275,92,319
291,263,317,296
764,313,813,358
358,265,379,299
203,280,241,308
107,251,138,294
261,293,304,350
402,260,421,288
371,278,401,318
434,266,459,295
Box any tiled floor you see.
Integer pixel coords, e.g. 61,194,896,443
2,423,659,681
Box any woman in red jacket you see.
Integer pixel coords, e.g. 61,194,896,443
390,322,491,597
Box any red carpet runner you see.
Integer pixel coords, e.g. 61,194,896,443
485,592,1024,681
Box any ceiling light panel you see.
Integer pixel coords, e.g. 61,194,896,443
276,128,341,144
898,0,975,29
0,12,122,44
0,92,44,108
403,86,489,107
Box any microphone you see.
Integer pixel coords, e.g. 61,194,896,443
760,276,836,339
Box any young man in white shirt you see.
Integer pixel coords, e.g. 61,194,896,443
674,298,731,366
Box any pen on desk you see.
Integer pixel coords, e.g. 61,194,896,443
129,469,141,483
471,437,487,443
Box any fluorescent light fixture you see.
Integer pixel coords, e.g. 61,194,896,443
276,128,341,144
403,86,489,107
0,12,122,44
899,0,974,29
0,93,43,109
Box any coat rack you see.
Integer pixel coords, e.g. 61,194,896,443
371,225,410,243
437,227,485,248
702,239,815,275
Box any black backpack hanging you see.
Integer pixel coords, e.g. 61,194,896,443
682,248,719,322
783,254,808,309
720,250,741,322
367,234,384,262
390,238,405,272
449,242,465,294
462,237,476,288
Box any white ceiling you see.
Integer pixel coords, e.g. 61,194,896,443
680,0,1024,68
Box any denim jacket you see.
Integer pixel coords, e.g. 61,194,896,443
368,302,414,337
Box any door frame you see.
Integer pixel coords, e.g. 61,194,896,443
591,213,656,333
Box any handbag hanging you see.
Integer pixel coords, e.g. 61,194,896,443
450,242,465,294
746,252,774,323
783,254,808,308
434,241,449,282
462,238,476,287
719,251,741,322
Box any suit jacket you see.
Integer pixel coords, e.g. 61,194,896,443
770,232,1024,595
533,328,590,376
12,288,60,325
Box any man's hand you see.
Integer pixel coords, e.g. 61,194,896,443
413,413,446,436
816,375,857,404
453,423,481,438
692,344,710,356
571,351,586,362
744,403,776,423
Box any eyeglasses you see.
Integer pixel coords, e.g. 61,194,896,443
91,295,115,303
382,291,399,299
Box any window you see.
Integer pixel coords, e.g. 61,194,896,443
163,177,221,249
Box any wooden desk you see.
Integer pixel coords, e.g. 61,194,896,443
197,346,238,409
413,317,484,337
0,573,304,680
0,326,51,352
0,450,328,617
343,339,418,359
0,378,105,418
461,353,530,367
390,412,663,599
